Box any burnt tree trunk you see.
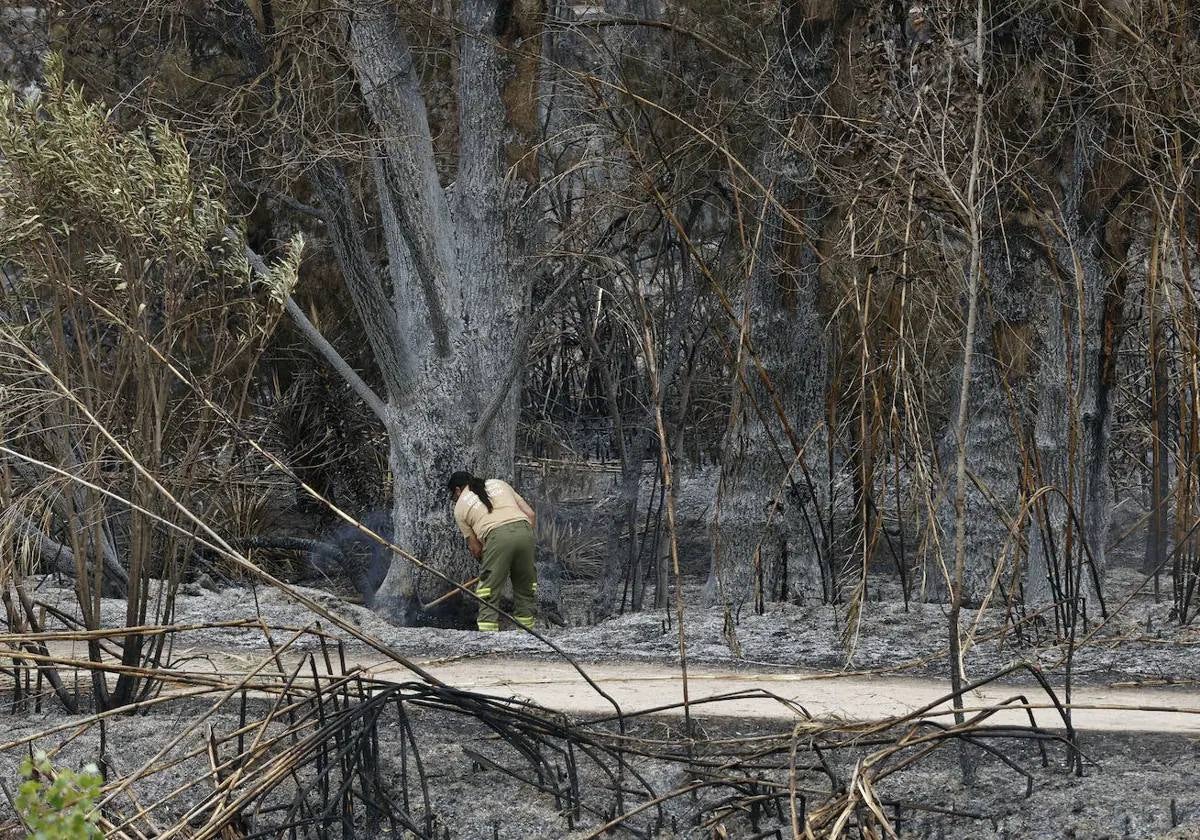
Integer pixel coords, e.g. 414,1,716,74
933,233,1042,605
1024,110,1129,613
706,3,838,610
1144,317,1170,590
315,0,543,624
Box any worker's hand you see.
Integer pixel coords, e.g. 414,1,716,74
468,534,483,560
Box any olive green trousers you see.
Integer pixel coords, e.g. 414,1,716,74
475,520,537,631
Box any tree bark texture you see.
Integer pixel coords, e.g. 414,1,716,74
323,0,541,623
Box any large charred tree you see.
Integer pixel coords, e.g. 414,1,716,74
43,0,547,624
310,1,545,622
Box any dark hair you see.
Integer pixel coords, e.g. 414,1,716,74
448,470,493,513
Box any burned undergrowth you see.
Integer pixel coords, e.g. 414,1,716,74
0,608,1158,840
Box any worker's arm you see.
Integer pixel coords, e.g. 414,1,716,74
515,496,536,531
467,533,484,560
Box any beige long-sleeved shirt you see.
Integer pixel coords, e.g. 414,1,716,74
453,479,531,541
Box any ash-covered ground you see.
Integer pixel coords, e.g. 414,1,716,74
3,562,1198,838
23,563,1187,689
0,696,1195,839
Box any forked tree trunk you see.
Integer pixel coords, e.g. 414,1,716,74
317,0,541,623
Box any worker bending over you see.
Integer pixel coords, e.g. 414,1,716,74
448,470,538,632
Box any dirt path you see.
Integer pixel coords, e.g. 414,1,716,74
350,656,1200,734
39,635,1200,733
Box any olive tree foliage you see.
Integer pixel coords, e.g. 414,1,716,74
16,752,104,840
0,57,298,707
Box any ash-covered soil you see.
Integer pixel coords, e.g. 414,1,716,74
4,565,1199,839
870,730,1200,840
0,697,1196,839
23,564,1194,689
